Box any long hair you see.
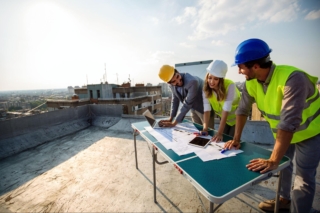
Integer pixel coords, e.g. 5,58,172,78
203,73,226,101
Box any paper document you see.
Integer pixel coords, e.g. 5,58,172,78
144,123,243,161
195,142,243,162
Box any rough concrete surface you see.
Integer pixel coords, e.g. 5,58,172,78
0,119,319,212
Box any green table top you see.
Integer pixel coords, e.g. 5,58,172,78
132,120,290,204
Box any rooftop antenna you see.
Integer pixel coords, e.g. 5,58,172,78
86,74,88,85
116,73,118,84
104,63,107,83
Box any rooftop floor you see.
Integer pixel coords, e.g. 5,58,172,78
0,118,319,212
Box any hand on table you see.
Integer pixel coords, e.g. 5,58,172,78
159,120,176,127
224,139,241,150
246,158,279,174
211,134,223,142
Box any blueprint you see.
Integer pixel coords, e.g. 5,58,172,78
145,122,243,161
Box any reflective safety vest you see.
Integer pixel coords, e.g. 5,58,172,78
208,79,240,126
246,65,320,143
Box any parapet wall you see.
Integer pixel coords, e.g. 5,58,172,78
214,120,274,144
0,105,90,140
240,120,274,144
0,104,123,160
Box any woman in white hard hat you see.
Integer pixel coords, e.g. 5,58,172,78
201,60,240,142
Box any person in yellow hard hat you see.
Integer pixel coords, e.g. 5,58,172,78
158,65,215,129
200,60,240,142
224,38,320,213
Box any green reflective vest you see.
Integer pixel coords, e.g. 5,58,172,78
208,79,240,126
246,65,320,143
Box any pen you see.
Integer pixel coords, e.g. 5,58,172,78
221,148,228,153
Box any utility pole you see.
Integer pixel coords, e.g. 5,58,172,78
104,63,107,83
116,73,118,84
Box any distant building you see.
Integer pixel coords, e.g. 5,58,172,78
0,100,8,110
47,82,162,115
161,97,171,116
67,86,74,95
158,83,172,97
99,83,162,115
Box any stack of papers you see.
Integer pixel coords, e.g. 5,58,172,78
194,142,243,162
144,123,243,161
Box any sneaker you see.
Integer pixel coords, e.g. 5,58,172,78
258,198,290,211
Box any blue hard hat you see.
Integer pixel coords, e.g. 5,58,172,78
232,38,272,66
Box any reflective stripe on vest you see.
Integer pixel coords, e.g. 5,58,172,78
208,79,240,126
246,65,320,143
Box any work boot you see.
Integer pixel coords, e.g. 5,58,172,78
258,198,290,212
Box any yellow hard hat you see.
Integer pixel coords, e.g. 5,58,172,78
158,65,175,82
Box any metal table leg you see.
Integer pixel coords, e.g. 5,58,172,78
153,146,157,203
152,145,168,204
133,129,139,169
274,171,283,213
209,202,214,213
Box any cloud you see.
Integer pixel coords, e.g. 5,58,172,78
211,40,228,46
151,17,159,25
179,42,195,48
305,9,320,20
174,7,197,24
177,0,300,40
138,51,175,65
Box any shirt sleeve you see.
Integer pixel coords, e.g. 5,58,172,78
169,85,180,119
277,71,314,132
222,83,236,112
202,91,211,112
236,83,255,116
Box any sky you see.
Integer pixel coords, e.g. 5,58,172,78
1,0,320,91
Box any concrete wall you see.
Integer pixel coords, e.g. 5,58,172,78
0,104,123,160
90,104,123,128
0,105,89,140
214,120,274,144
0,104,274,160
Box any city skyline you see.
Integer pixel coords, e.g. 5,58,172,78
1,0,320,91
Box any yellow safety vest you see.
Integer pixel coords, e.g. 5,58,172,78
246,65,320,143
208,79,240,126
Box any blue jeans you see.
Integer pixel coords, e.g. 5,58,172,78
280,133,320,213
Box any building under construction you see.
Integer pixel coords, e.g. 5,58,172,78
46,82,162,116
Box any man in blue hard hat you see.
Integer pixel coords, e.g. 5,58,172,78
224,38,320,212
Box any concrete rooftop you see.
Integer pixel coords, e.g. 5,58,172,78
0,105,319,212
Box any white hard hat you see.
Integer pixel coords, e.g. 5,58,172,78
206,60,228,78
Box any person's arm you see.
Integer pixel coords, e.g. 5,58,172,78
170,87,180,117
212,110,228,142
224,83,253,149
212,83,236,142
224,114,247,149
200,91,211,135
199,111,211,136
159,86,177,125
